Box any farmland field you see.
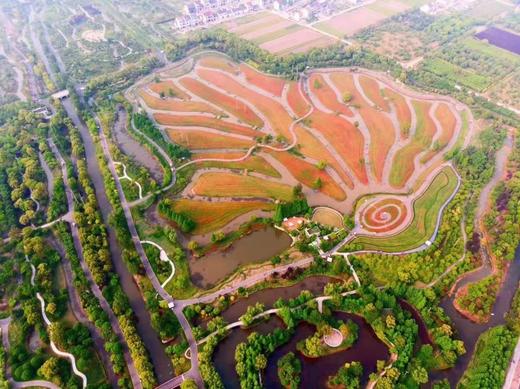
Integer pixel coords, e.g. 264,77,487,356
164,199,274,234
133,53,469,237
222,11,335,55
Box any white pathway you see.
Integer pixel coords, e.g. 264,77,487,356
141,240,176,289
27,256,88,388
114,161,144,199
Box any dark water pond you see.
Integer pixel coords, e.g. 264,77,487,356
189,226,292,289
476,27,520,56
212,312,389,389
222,275,337,323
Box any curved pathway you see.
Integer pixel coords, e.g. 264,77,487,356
35,292,88,388
51,239,119,387
141,240,176,288
114,161,144,199
25,255,88,388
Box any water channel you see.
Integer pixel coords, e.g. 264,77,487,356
430,245,520,386
188,226,292,289
61,98,174,383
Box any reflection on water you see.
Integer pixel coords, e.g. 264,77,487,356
189,226,292,289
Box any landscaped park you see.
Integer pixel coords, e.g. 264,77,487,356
128,52,470,262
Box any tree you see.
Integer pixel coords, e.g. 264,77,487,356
277,352,301,389
180,379,198,389
312,178,322,190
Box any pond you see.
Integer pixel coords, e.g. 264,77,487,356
188,226,292,289
212,312,389,389
113,107,164,182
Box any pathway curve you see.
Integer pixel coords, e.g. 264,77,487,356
38,152,54,200
114,161,144,199
26,255,87,388
95,113,203,387
141,240,176,288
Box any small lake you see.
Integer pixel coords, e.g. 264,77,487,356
113,107,164,182
475,27,520,56
212,312,389,389
188,226,292,289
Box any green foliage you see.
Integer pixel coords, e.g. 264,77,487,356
157,199,196,233
328,361,363,389
274,198,309,223
277,352,301,389
133,113,191,161
458,326,516,389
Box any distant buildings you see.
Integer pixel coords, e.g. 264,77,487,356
172,0,365,32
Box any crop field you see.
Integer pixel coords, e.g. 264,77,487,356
166,129,254,150
190,172,294,201
192,153,281,177
222,11,335,55
164,199,274,234
134,53,469,237
314,0,413,39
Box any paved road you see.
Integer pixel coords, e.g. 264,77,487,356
48,138,143,389
95,112,204,388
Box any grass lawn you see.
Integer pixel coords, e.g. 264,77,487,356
198,55,238,74
155,113,258,137
421,58,491,92
384,88,411,138
309,74,353,116
287,82,310,117
349,166,458,252
251,23,303,46
131,206,199,299
308,110,367,184
192,171,294,201
166,199,274,234
359,76,390,111
295,126,354,189
149,81,191,100
197,68,294,139
139,90,220,114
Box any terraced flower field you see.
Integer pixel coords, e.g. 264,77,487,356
134,54,471,237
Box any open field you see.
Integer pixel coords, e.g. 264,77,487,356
222,11,335,55
133,53,468,234
314,0,413,38
164,199,274,234
190,172,294,201
349,167,459,252
166,129,254,150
